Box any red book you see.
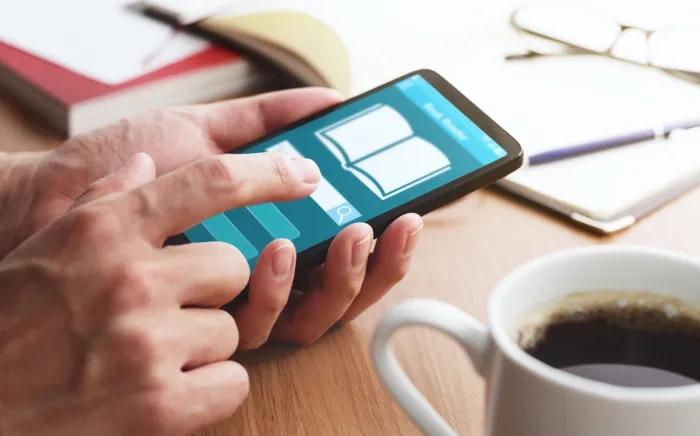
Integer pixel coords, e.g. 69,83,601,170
0,41,269,136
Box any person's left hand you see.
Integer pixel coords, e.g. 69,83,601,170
1,87,423,348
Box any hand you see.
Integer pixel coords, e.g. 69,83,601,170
2,88,424,348
0,88,344,259
233,213,423,348
0,151,319,436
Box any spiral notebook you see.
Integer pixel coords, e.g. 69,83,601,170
453,55,700,234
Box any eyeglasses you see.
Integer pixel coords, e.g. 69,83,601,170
508,3,700,77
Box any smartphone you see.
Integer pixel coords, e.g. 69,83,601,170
165,69,523,270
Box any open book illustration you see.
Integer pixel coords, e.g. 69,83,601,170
315,104,451,200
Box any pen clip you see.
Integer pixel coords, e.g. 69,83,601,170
668,125,700,140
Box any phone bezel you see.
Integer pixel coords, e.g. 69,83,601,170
170,69,524,269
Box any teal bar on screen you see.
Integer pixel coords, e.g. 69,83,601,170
247,203,300,240
184,223,213,243
201,213,258,260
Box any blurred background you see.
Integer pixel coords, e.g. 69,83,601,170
1,0,699,233
3,0,700,128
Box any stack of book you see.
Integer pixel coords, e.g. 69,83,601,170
0,1,350,137
0,41,270,136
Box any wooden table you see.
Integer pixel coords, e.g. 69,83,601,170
2,92,699,436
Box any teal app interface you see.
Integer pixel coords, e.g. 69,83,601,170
184,74,507,268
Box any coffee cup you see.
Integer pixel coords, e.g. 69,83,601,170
371,245,700,436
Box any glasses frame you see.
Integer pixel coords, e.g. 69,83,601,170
508,4,700,80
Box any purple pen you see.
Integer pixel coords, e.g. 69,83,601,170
527,118,700,166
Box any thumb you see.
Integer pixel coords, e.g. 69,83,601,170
72,152,156,209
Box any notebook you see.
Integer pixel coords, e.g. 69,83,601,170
451,54,700,234
315,104,450,199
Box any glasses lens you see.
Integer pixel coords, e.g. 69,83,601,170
512,4,622,53
648,28,700,74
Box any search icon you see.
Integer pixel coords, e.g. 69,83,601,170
335,205,353,224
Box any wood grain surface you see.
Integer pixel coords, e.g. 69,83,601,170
2,87,699,436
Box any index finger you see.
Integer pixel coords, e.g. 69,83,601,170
122,152,320,244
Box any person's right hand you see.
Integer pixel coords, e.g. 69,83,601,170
0,151,320,436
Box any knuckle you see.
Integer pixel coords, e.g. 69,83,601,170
115,324,163,368
127,185,158,218
267,152,297,186
109,261,157,310
251,278,289,316
196,156,240,190
110,117,140,148
256,292,288,317
336,282,362,304
105,176,130,194
115,261,154,303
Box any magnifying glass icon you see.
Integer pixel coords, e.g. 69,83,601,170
335,205,353,224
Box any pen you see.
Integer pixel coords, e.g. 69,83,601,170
527,119,700,166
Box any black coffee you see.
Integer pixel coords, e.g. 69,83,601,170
516,291,700,387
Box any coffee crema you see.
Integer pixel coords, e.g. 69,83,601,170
515,291,700,387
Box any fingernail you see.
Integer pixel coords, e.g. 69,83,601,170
352,234,372,268
272,243,294,279
403,224,423,256
291,157,321,184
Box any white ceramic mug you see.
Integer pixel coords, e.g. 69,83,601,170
371,245,700,436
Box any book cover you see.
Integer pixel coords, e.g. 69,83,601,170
0,41,241,105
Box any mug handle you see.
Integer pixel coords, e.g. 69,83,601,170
371,298,491,436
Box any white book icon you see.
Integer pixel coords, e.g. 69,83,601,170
315,104,451,200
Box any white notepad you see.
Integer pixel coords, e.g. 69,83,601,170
451,55,700,233
499,135,700,233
